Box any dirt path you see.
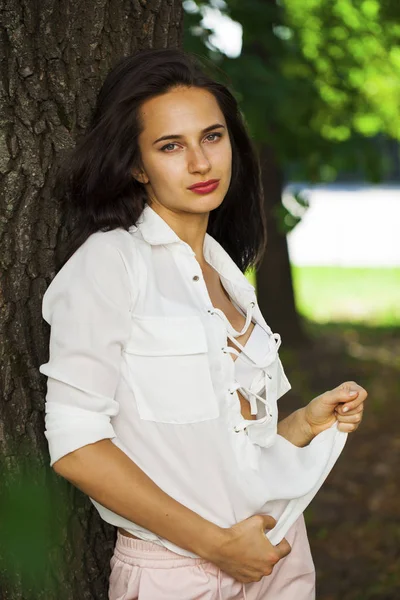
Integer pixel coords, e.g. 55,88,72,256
279,322,400,600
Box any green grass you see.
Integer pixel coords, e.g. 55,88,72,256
245,266,400,326
291,266,400,326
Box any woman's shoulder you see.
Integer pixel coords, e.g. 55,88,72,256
85,226,140,258
57,227,144,281
42,228,142,318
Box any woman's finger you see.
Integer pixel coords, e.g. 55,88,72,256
337,422,359,433
335,382,368,414
336,411,363,425
339,394,367,413
335,403,363,417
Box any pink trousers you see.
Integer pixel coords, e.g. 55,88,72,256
108,514,316,600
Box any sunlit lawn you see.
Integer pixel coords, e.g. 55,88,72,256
247,265,400,326
291,266,399,326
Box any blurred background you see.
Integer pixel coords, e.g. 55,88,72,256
183,1,400,598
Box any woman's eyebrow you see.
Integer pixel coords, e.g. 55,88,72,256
152,123,225,145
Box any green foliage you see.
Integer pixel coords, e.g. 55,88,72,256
183,0,400,182
0,444,69,597
284,0,400,141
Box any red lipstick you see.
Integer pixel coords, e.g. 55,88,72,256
187,179,220,194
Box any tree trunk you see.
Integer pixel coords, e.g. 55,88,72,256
0,2,183,599
256,143,307,347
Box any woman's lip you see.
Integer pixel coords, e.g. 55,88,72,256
188,179,219,190
188,180,220,194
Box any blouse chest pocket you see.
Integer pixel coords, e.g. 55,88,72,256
123,315,219,424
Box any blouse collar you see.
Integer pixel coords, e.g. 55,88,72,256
131,203,272,336
131,203,256,294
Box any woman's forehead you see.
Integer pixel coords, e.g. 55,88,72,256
139,87,225,138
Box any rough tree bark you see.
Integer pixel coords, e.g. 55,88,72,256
256,143,307,347
0,1,183,599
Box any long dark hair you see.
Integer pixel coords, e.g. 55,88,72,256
55,48,267,274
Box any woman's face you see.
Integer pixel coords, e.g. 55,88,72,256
134,86,232,215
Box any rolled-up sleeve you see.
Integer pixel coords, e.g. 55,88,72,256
39,235,134,467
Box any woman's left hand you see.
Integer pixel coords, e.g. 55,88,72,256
304,381,368,437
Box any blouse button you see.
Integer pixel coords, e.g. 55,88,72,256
192,275,200,281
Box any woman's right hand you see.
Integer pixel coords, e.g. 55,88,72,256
207,514,291,583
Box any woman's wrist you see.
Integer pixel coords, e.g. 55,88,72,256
296,406,315,445
277,407,315,447
191,520,228,561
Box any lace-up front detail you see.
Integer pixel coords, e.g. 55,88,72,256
207,299,282,446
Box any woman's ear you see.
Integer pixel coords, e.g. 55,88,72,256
132,168,149,185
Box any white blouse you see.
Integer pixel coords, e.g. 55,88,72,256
39,203,347,557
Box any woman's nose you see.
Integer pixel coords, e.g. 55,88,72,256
187,147,211,174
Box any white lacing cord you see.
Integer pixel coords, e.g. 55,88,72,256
207,301,256,337
227,379,273,424
222,333,281,368
208,300,280,435
222,332,280,419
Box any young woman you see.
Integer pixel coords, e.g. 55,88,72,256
39,48,367,600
